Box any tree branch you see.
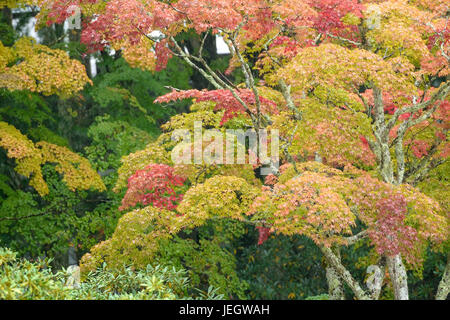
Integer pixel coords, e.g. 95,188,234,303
386,82,450,132
343,230,368,246
320,246,371,300
436,253,450,300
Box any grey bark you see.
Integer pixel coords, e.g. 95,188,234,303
387,254,409,300
436,253,450,300
326,265,345,300
320,246,370,300
326,248,345,300
366,264,385,300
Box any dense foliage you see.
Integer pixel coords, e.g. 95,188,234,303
0,0,449,300
0,247,222,299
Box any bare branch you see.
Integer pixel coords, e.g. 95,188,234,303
386,82,450,132
279,79,302,120
326,33,362,47
169,36,224,90
320,246,371,300
343,230,368,246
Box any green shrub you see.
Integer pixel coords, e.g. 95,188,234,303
0,247,223,300
0,247,68,300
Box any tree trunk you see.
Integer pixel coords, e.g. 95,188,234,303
387,254,409,300
321,246,370,300
316,154,346,300
436,253,450,300
366,264,385,300
325,246,345,299
326,265,345,300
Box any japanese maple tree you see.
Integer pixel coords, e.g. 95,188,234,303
42,0,450,300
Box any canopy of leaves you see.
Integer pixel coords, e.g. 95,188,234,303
0,121,105,195
0,37,91,97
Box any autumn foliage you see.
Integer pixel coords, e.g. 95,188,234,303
0,122,105,195
119,164,185,211
1,0,449,300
